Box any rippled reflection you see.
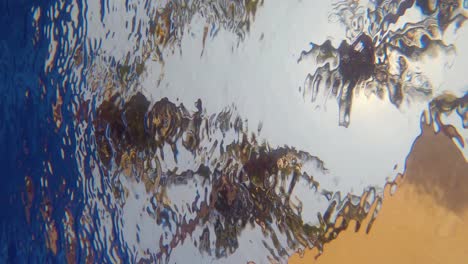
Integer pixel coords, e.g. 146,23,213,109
91,91,389,262
2,0,467,263
299,0,466,127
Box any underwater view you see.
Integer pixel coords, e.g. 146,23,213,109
1,0,467,263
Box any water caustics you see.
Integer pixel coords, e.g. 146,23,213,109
7,0,468,263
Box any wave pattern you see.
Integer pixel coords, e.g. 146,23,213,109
2,0,467,263
89,92,386,262
299,0,467,127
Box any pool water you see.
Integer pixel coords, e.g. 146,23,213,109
1,0,467,263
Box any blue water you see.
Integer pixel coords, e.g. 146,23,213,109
1,0,467,263
0,0,87,262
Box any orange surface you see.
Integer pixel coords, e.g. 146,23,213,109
289,124,468,264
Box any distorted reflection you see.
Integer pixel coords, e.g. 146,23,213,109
299,0,466,127
5,0,467,263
